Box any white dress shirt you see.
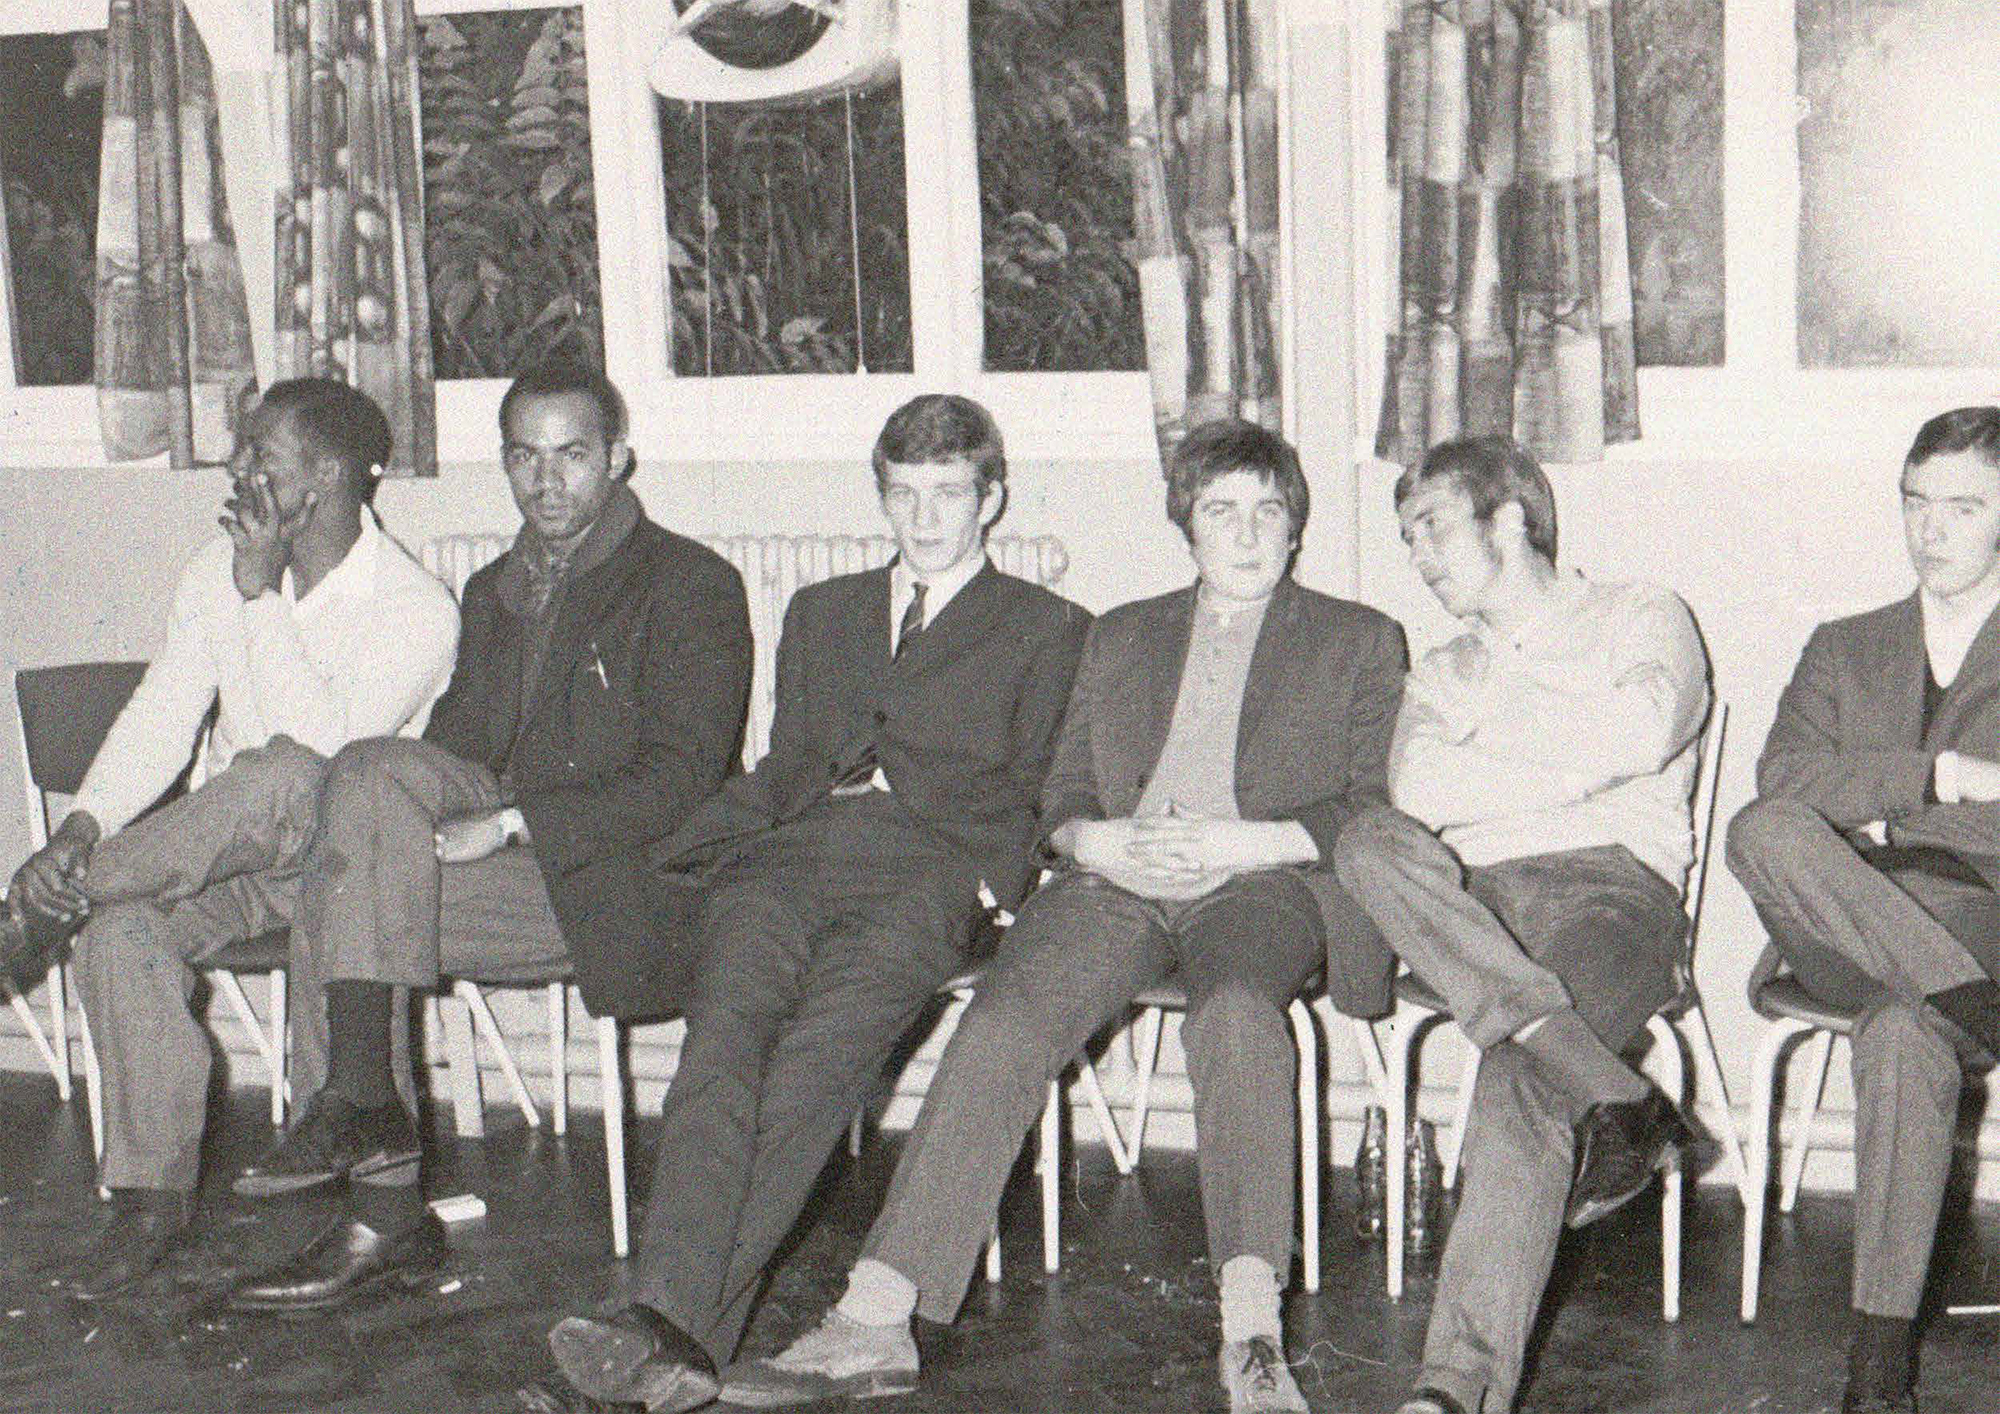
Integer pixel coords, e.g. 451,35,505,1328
888,550,985,654
70,514,460,838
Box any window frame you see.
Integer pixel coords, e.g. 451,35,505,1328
1343,0,2000,470
0,0,1155,469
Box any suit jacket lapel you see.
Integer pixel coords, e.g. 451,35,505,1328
1236,578,1301,764
889,560,992,675
1875,594,1926,749
1132,587,1198,794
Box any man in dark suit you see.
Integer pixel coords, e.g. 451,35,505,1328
1729,408,2000,1414
525,394,1090,1414
713,420,1405,1414
223,361,753,1311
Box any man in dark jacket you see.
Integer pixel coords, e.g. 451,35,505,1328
523,394,1090,1414
225,361,753,1311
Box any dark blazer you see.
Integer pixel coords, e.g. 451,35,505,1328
425,512,753,1018
1759,593,2000,872
1039,576,1408,1016
656,559,1091,911
1752,592,2000,988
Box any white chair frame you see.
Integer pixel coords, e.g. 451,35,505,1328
12,668,290,1164
1363,703,1750,1316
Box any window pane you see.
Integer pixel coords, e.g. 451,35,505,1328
658,88,912,377
1613,0,1724,368
0,30,104,387
1797,0,2000,367
418,7,604,379
971,0,1141,373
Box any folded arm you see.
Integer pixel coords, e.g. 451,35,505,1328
1757,623,1934,828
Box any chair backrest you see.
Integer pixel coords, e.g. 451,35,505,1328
1679,701,1730,977
13,661,150,851
419,532,1071,768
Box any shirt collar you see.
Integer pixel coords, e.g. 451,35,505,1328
1920,580,2000,639
282,510,381,614
892,549,986,627
1472,567,1587,653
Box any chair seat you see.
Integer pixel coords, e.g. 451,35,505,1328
208,930,290,973
1750,973,1859,1036
1394,971,1448,1013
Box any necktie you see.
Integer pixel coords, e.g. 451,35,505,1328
832,581,930,793
894,581,928,660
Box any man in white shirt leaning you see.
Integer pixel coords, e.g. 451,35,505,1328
1,378,458,1301
1333,434,1711,1414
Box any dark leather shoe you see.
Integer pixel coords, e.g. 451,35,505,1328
548,1304,720,1413
0,892,78,988
62,1191,189,1301
516,1373,641,1413
1566,1088,1693,1228
233,1091,420,1197
1844,1315,1918,1413
226,1212,447,1312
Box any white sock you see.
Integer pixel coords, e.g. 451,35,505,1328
1218,1254,1282,1345
833,1258,918,1328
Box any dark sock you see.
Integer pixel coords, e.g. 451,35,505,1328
109,1186,191,1226
1850,1311,1914,1396
1514,1009,1650,1114
351,1170,427,1235
325,979,397,1108
1926,979,2000,1058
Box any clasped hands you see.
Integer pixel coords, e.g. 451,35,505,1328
1059,809,1307,902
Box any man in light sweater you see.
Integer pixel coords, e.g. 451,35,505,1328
1333,435,1710,1414
1,378,459,1300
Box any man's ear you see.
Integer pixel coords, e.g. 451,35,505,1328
610,437,635,482
979,479,1007,529
1489,499,1527,544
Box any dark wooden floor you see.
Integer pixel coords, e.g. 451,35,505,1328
1,1072,1997,1414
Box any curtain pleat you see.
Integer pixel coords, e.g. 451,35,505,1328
1125,0,1284,471
1377,0,1638,467
94,0,255,467
273,0,436,476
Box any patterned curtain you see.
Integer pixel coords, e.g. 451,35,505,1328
1124,0,1284,469
273,0,436,476
94,0,256,467
1376,0,1639,467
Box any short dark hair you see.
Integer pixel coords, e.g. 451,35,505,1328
256,377,391,503
1165,418,1309,541
1396,434,1559,563
499,359,628,444
1905,407,2000,474
872,394,1006,495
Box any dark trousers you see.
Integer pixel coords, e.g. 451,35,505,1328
632,793,983,1368
1334,808,1685,1414
861,866,1327,1323
1727,797,1998,1318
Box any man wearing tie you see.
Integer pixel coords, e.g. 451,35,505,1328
526,394,1091,1414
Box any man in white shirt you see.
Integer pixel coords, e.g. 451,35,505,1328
1332,435,1710,1414
1,378,458,1301
1729,408,2000,1414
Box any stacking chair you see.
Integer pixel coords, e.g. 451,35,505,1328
1368,704,1749,1316
12,663,292,1160
1091,984,1331,1291
1737,974,1862,1322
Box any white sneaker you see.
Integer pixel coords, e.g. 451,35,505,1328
718,1309,920,1407
1219,1336,1309,1413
